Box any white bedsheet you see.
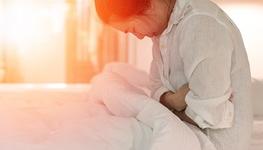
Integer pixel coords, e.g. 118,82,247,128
0,63,248,150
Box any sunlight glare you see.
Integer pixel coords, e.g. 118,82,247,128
2,1,69,48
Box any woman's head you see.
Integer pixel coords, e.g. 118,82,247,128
95,0,175,39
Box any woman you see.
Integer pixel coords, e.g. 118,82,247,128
95,0,253,150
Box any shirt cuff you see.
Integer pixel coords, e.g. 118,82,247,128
152,86,170,102
184,90,234,129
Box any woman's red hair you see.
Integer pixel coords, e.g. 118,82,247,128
95,0,150,23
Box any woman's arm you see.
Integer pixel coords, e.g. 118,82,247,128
177,15,234,129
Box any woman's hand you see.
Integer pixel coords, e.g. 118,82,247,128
160,83,190,111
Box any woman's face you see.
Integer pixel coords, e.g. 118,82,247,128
108,0,172,39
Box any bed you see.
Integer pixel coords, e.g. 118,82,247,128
0,82,263,150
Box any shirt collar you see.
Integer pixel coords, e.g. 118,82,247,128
161,0,192,36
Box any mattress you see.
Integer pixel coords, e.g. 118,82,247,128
250,117,263,150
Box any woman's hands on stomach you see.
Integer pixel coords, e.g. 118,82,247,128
160,83,189,112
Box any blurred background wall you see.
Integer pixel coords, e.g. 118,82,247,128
0,0,129,83
0,0,66,83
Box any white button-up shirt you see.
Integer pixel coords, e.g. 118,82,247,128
149,0,253,149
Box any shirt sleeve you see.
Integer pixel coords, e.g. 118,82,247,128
178,15,234,129
148,38,170,102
